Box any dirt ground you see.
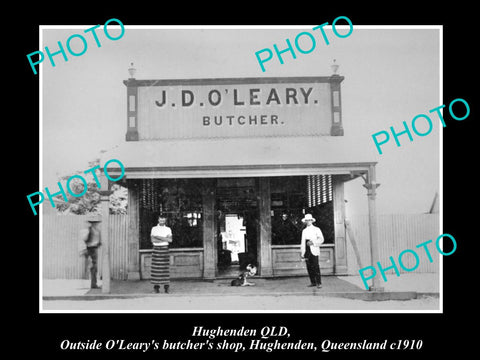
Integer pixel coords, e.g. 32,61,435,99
42,293,439,312
41,273,440,312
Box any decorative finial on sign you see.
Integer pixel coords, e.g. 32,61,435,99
128,62,136,79
331,59,339,75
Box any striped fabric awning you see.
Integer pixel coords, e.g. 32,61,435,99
307,175,332,207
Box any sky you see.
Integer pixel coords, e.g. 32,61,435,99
41,25,441,215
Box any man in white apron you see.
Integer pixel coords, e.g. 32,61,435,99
300,214,324,288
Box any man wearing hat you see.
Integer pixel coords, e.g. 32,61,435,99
300,213,324,288
82,214,102,289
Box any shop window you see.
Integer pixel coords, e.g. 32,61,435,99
185,212,201,227
138,179,203,249
271,175,334,245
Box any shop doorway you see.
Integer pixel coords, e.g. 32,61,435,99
215,178,258,277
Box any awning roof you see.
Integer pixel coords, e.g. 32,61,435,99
100,136,378,179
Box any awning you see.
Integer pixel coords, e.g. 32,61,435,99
99,136,378,179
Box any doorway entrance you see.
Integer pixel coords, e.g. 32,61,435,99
215,178,258,277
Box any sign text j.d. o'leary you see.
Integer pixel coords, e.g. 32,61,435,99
131,78,335,140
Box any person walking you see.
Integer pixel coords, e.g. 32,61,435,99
82,214,102,289
150,215,173,293
300,214,324,288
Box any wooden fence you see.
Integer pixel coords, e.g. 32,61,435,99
42,213,440,279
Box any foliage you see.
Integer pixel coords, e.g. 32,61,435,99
54,158,128,215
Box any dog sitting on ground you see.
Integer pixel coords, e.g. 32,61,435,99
230,264,257,286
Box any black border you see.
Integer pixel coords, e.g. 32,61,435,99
15,2,477,357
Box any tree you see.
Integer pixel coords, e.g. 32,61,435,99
54,158,128,215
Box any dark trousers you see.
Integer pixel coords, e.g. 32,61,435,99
87,247,98,288
305,247,322,285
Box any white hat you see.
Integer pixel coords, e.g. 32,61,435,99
301,214,316,223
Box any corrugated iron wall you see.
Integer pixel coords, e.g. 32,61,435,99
42,215,129,280
42,213,440,279
108,215,129,280
345,213,440,275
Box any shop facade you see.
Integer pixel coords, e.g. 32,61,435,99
100,72,380,283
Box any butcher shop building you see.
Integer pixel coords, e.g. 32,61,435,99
99,65,381,284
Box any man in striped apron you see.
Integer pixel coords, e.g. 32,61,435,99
150,215,173,293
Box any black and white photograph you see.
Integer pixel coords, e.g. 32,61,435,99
38,25,442,312
15,5,476,357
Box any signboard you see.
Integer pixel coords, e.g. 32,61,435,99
132,78,336,140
